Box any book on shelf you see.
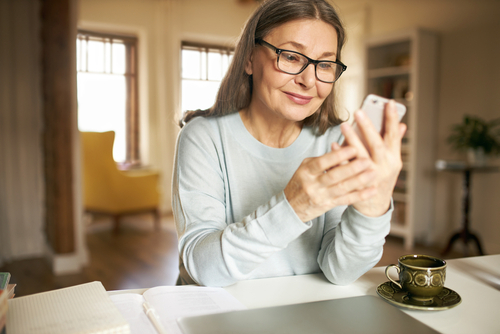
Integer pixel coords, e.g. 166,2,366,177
109,285,247,334
369,77,410,101
0,273,9,291
392,201,406,225
383,78,409,100
394,170,407,192
6,281,130,334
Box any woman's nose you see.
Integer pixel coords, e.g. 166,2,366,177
295,63,316,88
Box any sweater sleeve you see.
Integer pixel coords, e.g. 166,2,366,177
172,119,311,287
317,202,392,285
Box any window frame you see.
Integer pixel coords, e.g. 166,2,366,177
77,30,140,166
181,41,235,114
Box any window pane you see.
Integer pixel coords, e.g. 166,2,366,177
77,38,89,72
104,40,112,73
222,53,230,76
112,42,126,74
76,39,82,71
87,40,105,72
182,49,201,79
208,51,222,81
182,80,221,112
181,44,234,114
200,50,207,80
77,73,127,162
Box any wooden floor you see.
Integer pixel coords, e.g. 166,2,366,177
0,214,180,297
1,214,465,297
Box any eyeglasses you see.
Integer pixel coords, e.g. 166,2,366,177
255,39,347,84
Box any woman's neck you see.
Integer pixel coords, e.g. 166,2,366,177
239,108,302,148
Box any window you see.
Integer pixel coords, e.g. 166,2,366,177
181,42,234,114
77,30,139,165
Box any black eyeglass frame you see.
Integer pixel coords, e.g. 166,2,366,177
255,38,347,83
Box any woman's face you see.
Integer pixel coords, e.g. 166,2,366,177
246,19,338,123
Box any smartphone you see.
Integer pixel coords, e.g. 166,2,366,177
351,94,406,145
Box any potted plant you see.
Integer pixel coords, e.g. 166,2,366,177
447,115,500,166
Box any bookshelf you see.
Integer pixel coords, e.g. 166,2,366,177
364,29,439,249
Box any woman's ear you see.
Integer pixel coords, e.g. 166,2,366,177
244,51,254,75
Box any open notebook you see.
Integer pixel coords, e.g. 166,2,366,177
109,285,247,334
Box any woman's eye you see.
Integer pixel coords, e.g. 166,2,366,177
318,62,333,70
282,52,301,62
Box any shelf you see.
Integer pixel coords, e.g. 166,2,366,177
395,97,412,108
368,66,410,79
365,29,439,250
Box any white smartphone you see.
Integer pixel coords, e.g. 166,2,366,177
351,94,406,145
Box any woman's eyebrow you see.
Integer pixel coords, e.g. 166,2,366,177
285,41,337,58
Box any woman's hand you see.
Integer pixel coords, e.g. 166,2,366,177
341,100,407,217
284,100,406,222
284,141,378,223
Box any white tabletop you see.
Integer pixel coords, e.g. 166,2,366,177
224,254,500,334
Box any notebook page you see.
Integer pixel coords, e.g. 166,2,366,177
109,293,157,334
110,286,246,334
7,281,130,334
144,286,247,334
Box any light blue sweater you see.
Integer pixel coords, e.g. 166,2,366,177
172,112,392,287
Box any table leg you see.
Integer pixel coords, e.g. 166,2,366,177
441,169,485,256
469,233,485,255
441,232,461,256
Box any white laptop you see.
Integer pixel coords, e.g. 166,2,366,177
177,295,439,334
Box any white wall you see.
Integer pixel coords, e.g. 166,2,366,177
180,0,258,44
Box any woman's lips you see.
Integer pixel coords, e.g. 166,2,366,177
284,92,313,105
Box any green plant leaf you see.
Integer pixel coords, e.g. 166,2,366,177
447,114,500,155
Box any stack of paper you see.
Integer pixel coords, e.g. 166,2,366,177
6,281,130,334
0,290,6,334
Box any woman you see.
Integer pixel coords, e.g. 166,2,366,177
172,0,406,287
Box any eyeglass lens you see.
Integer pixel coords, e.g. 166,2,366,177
278,50,343,83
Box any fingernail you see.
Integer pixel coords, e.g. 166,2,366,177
340,122,350,131
388,100,397,113
355,110,365,119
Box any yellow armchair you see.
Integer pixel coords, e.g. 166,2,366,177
81,131,161,233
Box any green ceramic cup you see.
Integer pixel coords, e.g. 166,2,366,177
385,254,447,304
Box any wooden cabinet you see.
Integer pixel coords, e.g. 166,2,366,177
365,29,439,249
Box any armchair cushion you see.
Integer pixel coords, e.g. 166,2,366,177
81,131,160,215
